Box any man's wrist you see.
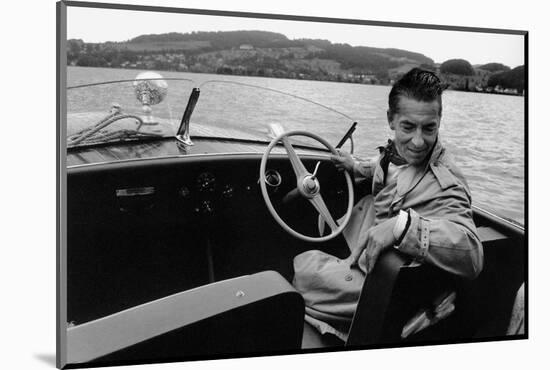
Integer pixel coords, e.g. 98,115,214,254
393,210,411,245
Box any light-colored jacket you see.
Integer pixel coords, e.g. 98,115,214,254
292,140,483,340
352,139,484,279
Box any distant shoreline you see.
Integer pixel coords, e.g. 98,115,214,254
67,32,524,96
67,65,524,96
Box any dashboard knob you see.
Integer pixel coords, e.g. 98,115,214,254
195,200,214,215
222,185,234,198
179,186,191,198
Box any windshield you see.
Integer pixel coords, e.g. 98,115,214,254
66,67,355,150
190,76,355,149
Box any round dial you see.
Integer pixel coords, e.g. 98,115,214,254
264,169,282,187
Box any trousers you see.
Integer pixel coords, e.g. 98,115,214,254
292,195,376,341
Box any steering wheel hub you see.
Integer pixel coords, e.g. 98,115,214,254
301,176,320,197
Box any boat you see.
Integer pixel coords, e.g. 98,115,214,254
61,71,525,368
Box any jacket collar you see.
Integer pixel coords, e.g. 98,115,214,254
426,138,444,166
395,138,444,197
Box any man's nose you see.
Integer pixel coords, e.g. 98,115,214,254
411,130,424,147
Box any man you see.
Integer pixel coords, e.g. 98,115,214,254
293,68,484,342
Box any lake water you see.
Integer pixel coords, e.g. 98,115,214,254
67,67,525,225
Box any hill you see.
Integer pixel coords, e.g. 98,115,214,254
129,30,294,49
67,30,434,84
66,31,523,93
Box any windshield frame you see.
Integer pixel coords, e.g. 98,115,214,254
66,74,358,151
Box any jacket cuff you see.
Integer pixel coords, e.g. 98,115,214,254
353,160,364,177
394,208,430,262
353,157,377,180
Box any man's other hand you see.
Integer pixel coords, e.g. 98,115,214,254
330,149,355,173
348,216,398,273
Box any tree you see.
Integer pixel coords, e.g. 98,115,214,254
76,54,105,67
440,59,475,76
478,63,510,73
487,65,525,90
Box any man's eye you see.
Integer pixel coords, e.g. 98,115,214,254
423,126,437,134
402,124,414,131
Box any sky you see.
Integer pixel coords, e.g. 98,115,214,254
67,6,525,68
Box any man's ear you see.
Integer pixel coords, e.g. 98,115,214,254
387,110,395,130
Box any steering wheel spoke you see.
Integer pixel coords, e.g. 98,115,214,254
309,194,338,231
281,137,308,179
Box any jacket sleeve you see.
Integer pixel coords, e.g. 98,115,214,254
395,171,484,279
352,154,379,184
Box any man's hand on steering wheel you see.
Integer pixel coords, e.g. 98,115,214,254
330,149,355,173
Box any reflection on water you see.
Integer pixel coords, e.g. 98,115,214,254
68,67,525,225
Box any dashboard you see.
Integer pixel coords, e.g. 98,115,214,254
66,153,351,324
68,154,349,226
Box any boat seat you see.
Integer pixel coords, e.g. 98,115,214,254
301,322,344,349
345,225,522,346
298,250,460,349
297,250,461,349
346,250,460,346
66,271,304,366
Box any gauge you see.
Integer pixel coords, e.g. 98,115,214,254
264,169,282,187
222,184,234,198
197,172,216,193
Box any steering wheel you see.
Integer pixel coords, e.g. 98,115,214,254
259,130,354,242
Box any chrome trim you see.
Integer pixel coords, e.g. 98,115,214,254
472,204,525,231
67,152,331,170
116,187,155,197
176,134,194,146
264,169,282,187
67,77,194,90
299,175,321,198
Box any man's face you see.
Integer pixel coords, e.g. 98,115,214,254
388,96,441,166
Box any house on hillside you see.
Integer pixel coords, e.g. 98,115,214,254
239,44,254,50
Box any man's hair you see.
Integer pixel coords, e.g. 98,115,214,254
388,67,444,118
